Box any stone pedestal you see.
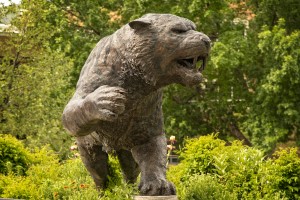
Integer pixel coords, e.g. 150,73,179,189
134,196,178,200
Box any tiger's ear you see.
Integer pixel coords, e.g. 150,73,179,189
129,19,151,31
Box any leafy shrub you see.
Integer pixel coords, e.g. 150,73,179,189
2,134,299,199
0,146,57,199
212,141,265,199
1,155,134,200
101,183,138,200
0,135,133,199
178,134,225,178
261,148,300,200
168,134,299,200
102,155,138,199
107,155,124,188
181,174,236,200
0,134,32,175
0,156,99,199
0,152,134,199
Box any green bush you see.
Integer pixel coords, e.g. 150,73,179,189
181,174,235,200
2,134,299,199
261,148,300,200
168,134,299,200
101,183,138,200
0,135,134,199
178,134,225,180
0,134,32,175
0,157,98,199
107,155,124,188
0,153,134,199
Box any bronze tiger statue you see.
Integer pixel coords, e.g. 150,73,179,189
62,13,210,196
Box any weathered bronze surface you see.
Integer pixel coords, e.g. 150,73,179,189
62,13,210,196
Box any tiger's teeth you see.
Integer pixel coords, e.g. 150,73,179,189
200,57,207,71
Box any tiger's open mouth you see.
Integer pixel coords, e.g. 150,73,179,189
177,55,208,72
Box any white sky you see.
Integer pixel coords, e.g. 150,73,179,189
0,0,21,6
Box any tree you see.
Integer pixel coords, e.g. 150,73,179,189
47,0,123,84
158,0,300,152
36,0,242,144
0,0,74,157
2,0,298,155
158,0,254,144
243,20,300,151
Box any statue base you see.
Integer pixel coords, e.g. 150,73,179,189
133,196,178,200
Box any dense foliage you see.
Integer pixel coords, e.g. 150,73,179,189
0,0,74,157
243,20,300,150
0,134,32,175
1,0,299,155
0,0,300,198
167,135,300,200
1,134,299,199
0,135,134,199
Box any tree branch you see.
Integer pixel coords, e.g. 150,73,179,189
228,122,252,146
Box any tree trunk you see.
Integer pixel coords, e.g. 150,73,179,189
228,122,252,146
